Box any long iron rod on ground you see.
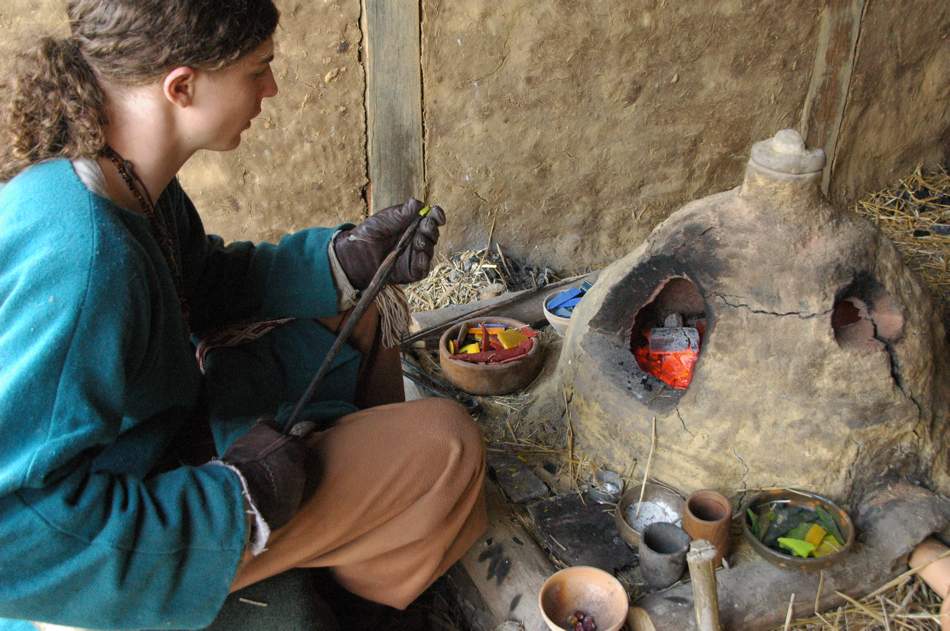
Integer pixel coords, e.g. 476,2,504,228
399,271,594,348
286,207,429,434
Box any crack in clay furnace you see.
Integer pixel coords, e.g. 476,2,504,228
881,343,924,419
870,356,919,421
714,294,833,320
674,407,694,437
732,447,750,492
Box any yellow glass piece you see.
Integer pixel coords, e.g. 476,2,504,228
497,328,528,350
460,342,481,354
804,524,827,547
814,534,843,558
469,327,506,337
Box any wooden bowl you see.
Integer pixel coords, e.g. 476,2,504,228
438,317,544,396
741,488,855,571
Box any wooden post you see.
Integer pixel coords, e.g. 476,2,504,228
362,0,426,211
798,0,867,196
687,539,721,631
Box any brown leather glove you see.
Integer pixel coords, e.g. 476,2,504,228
221,419,311,531
333,198,446,290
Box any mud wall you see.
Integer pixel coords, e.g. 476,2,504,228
422,0,949,270
830,0,950,204
0,0,369,244
0,1,946,273
180,1,368,244
422,1,818,267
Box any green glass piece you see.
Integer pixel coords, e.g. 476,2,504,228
778,537,816,559
816,506,845,545
747,508,760,538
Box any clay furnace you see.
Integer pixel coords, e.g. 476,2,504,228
556,129,949,502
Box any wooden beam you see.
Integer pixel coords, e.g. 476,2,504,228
798,0,867,196
363,0,425,211
444,564,500,631
405,272,600,348
687,540,721,631
458,482,555,631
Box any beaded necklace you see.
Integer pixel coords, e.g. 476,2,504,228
102,146,191,327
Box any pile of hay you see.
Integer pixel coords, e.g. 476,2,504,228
405,245,559,313
782,570,945,630
853,165,949,311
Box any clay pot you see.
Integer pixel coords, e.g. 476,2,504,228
741,487,854,572
438,316,544,396
614,481,686,548
909,537,950,630
538,566,629,631
682,490,731,568
639,522,690,589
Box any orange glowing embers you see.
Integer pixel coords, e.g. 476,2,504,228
633,316,705,390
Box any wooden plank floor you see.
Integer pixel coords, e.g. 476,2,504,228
456,481,556,631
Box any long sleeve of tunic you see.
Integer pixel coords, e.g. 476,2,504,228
169,178,346,332
0,160,343,630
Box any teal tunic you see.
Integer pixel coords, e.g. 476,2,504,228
0,160,359,629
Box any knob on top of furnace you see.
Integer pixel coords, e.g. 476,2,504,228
750,129,826,176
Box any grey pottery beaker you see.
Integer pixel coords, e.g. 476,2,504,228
639,522,690,589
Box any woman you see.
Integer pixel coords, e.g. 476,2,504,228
0,1,487,629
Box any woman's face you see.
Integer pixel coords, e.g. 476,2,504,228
189,37,279,151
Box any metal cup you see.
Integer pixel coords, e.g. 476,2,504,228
639,522,690,589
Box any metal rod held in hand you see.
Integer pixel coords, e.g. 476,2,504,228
286,206,431,436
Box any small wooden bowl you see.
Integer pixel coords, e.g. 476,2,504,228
742,488,855,571
438,317,544,396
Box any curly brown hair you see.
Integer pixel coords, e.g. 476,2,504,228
0,0,280,181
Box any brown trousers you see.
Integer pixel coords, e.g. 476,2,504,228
229,307,488,609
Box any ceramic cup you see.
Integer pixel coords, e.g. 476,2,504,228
682,489,732,568
639,522,690,589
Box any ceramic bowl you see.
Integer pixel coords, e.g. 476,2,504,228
543,290,573,337
741,488,855,571
615,481,686,548
438,316,544,396
538,566,629,631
